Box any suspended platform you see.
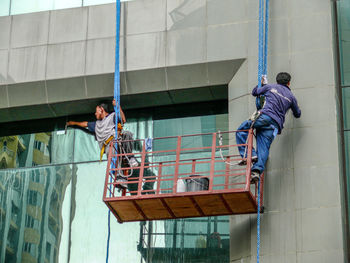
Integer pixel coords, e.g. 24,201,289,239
103,129,264,223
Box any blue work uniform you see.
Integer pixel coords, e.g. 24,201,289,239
236,83,301,174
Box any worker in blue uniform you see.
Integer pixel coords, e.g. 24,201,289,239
236,72,301,183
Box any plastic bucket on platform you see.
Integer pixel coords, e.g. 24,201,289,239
185,175,209,192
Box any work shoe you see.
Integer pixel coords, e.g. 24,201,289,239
129,157,139,167
250,170,260,184
238,156,258,166
116,176,128,188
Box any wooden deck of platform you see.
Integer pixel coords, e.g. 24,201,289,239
105,191,258,223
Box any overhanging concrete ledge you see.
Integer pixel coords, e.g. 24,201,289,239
0,59,244,123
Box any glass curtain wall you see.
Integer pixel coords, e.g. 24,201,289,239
338,0,350,221
337,1,350,259
1,0,135,17
0,112,229,263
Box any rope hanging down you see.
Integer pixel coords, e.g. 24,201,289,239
256,0,269,262
256,0,270,110
106,1,121,263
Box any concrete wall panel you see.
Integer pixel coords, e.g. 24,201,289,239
167,63,208,90
263,168,295,212
167,0,206,30
295,165,341,210
126,32,166,71
290,50,334,89
207,23,247,62
46,77,85,103
167,27,206,66
229,215,251,261
297,207,343,252
85,73,114,99
292,87,337,129
126,0,166,35
0,16,11,50
85,38,115,75
0,86,8,108
87,4,116,39
268,19,290,55
49,7,88,44
46,41,86,79
290,14,332,53
8,46,47,83
257,211,297,254
289,0,331,18
267,129,294,171
293,126,338,168
207,0,246,25
208,59,244,86
125,68,166,94
0,50,8,84
297,250,343,263
11,12,49,48
7,81,46,107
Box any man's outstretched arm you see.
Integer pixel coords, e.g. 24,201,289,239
66,121,88,128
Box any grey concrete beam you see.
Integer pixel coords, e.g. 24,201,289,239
0,59,240,123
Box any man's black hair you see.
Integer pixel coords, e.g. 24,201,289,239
276,72,291,86
98,101,111,113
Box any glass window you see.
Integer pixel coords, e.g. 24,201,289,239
343,87,350,130
0,165,73,262
344,131,350,220
0,130,74,170
338,0,350,86
0,0,10,16
83,0,114,6
70,162,142,262
53,0,82,10
11,0,54,15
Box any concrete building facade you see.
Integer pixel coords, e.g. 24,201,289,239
0,0,349,262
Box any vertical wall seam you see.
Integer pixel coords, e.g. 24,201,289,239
6,15,13,107
164,0,169,92
123,2,128,94
44,11,52,104
83,6,89,98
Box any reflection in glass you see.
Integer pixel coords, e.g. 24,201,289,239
338,0,350,85
11,0,54,15
138,217,230,262
0,0,10,16
53,0,82,10
70,162,142,262
0,112,229,262
0,165,72,263
83,0,134,6
345,131,350,220
343,88,350,130
83,0,113,6
0,131,74,170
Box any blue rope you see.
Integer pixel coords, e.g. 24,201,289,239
106,210,111,263
106,1,121,263
263,0,269,75
257,0,264,90
114,0,121,120
256,0,269,262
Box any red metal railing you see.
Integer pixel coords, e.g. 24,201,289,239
103,129,264,207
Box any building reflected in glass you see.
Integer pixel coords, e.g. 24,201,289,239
0,114,229,263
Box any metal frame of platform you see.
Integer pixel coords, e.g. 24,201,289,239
103,129,264,223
